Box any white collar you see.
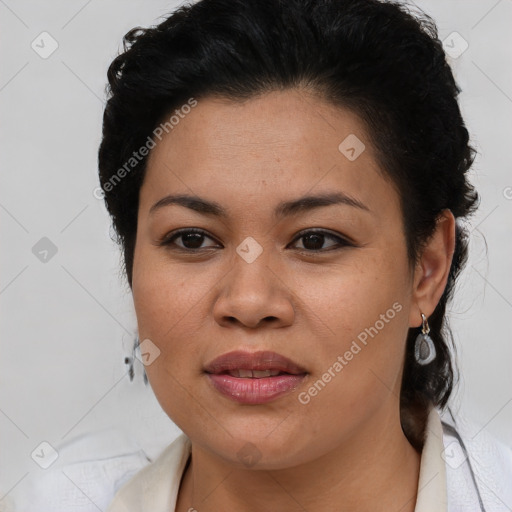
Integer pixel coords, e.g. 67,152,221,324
414,404,448,511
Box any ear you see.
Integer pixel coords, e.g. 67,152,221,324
409,209,456,328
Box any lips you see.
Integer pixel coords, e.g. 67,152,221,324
204,350,308,404
203,350,307,376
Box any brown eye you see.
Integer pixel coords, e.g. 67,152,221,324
178,231,207,249
290,230,352,252
160,228,220,250
299,233,326,251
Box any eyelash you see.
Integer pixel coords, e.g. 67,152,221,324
158,228,354,254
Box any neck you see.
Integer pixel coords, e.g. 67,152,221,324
176,399,422,512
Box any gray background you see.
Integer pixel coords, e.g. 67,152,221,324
1,0,511,506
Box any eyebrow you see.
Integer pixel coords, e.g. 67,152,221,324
149,191,371,219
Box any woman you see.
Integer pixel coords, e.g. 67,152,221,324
98,0,512,510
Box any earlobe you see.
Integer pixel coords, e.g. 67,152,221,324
409,209,456,328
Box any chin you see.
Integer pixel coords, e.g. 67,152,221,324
193,425,312,470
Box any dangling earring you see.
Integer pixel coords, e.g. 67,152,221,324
414,313,436,365
124,335,149,385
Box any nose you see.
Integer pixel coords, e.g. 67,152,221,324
212,249,295,330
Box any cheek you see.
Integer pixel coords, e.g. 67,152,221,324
305,247,409,344
131,260,210,431
132,240,211,340
298,249,410,407
131,245,222,395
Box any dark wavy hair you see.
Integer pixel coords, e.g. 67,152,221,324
98,0,479,451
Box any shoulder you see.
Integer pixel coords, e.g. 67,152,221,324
11,427,152,512
11,428,191,512
106,432,191,512
439,407,512,512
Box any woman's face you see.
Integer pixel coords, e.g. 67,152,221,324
132,89,420,469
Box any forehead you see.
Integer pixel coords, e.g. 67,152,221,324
140,89,399,221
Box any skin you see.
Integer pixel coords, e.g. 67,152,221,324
131,88,455,512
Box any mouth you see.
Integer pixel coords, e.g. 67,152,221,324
204,350,308,404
